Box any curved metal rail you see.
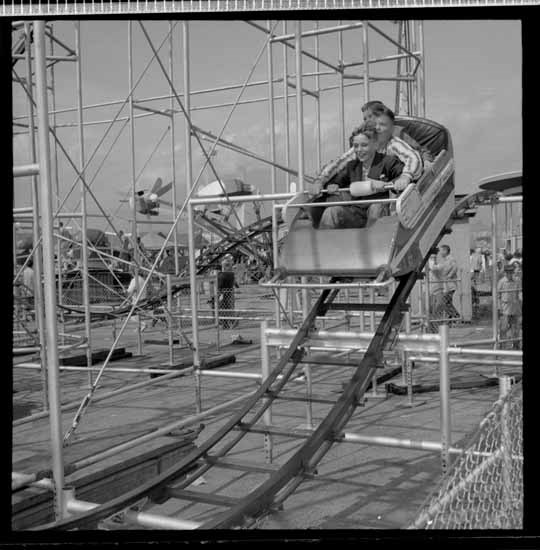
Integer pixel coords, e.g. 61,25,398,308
192,213,280,278
58,214,281,320
38,191,491,531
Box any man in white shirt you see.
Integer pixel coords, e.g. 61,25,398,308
429,245,459,323
497,265,522,349
22,260,34,295
470,247,486,284
123,267,148,331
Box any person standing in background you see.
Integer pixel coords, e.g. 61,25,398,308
429,245,459,323
470,246,486,284
497,264,522,349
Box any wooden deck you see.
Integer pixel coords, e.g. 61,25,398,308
12,284,520,529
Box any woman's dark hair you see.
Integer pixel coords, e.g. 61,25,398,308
361,100,385,113
375,106,395,122
349,122,378,147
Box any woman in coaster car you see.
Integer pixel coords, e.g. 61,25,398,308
318,122,405,229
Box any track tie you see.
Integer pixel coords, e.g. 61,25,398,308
297,357,362,368
166,487,240,507
271,392,338,405
326,303,410,312
205,456,281,474
235,423,314,440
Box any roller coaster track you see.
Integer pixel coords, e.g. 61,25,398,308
38,191,491,530
59,213,280,317
193,212,280,277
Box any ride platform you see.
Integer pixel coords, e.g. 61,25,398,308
12,294,508,529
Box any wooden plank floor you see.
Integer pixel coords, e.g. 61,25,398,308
12,284,518,529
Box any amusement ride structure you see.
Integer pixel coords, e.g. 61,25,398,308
12,15,522,530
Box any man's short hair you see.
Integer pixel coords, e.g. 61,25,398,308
349,121,378,147
375,106,395,121
441,244,451,254
361,100,385,113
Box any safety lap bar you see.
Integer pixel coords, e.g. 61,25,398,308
280,197,398,209
260,276,396,289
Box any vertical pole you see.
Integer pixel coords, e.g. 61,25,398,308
294,21,312,414
499,374,512,520
314,20,321,171
394,21,403,114
167,274,174,365
424,271,431,332
267,20,280,329
261,320,273,462
128,21,142,356
303,359,314,430
214,275,220,352
491,201,499,352
369,287,375,332
439,323,451,474
169,21,179,275
418,280,424,333
183,21,201,413
509,203,514,252
345,289,351,331
48,24,63,318
337,20,345,151
282,20,290,190
34,19,65,519
411,20,418,117
24,22,49,412
13,226,17,281
295,21,309,321
405,354,414,406
405,22,413,116
405,303,412,333
418,20,426,118
75,21,93,387
504,202,509,250
359,285,365,332
362,21,370,104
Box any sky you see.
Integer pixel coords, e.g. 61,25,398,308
12,19,522,234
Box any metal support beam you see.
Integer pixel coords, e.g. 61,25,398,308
132,102,173,117
128,20,143,356
75,21,93,388
13,163,40,177
271,21,364,42
34,19,65,520
23,21,48,412
169,21,179,274
294,21,310,321
63,492,201,529
246,20,341,74
362,21,370,102
183,21,202,414
439,323,452,474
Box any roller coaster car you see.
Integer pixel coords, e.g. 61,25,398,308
278,116,455,279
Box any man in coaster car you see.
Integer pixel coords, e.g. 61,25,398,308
362,100,434,168
318,123,404,229
373,106,424,187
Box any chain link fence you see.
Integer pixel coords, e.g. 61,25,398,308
410,380,523,529
422,271,464,331
13,283,39,348
61,269,131,306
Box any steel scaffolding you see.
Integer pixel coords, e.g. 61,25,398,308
13,18,428,521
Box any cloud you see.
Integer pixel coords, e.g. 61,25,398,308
13,133,31,163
